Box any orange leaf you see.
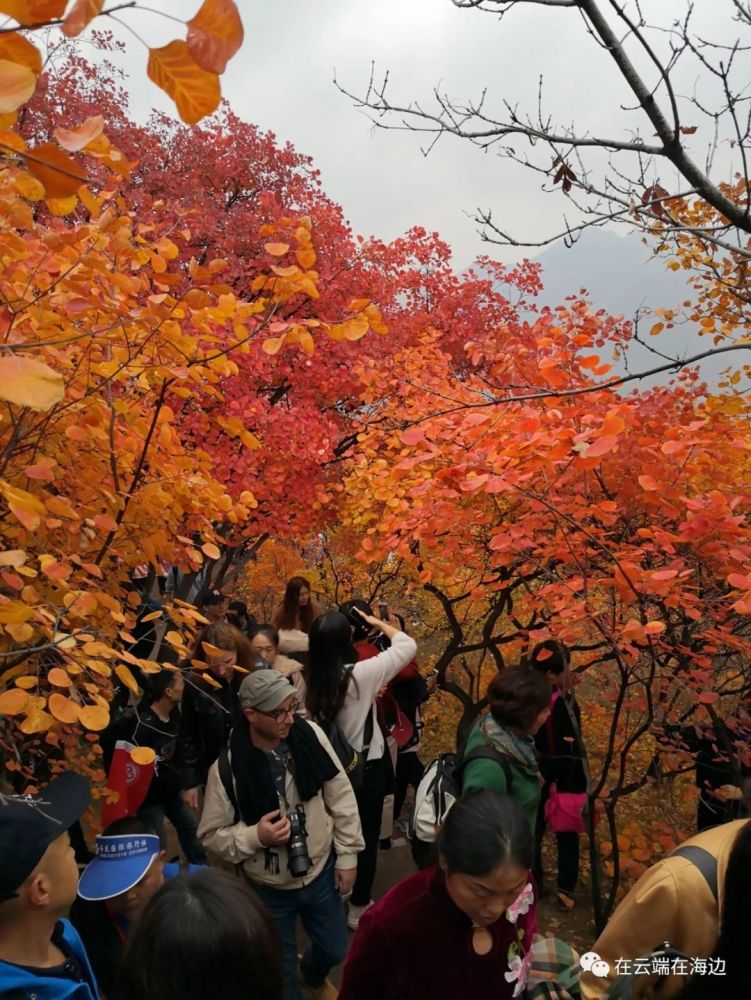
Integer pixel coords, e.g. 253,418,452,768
130,745,156,766
20,707,53,733
0,549,26,567
79,704,109,731
200,671,221,689
24,460,56,482
48,692,79,724
698,691,718,705
14,675,37,689
201,541,221,560
138,660,162,675
47,667,71,687
586,434,618,459
602,411,625,437
54,115,104,152
264,242,289,256
93,513,118,532
139,610,163,623
296,248,316,270
0,32,42,74
187,0,244,74
0,600,33,624
0,687,28,715
0,1,66,25
61,0,103,37
147,40,221,126
262,335,285,355
638,474,658,491
0,355,64,411
661,439,686,455
115,664,139,694
644,620,665,635
6,621,33,642
0,58,36,113
25,141,87,198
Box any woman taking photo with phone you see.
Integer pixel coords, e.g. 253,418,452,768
306,607,417,930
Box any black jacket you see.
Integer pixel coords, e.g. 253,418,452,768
662,720,751,804
132,705,181,805
534,691,587,794
177,669,241,789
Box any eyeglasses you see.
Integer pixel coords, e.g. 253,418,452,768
253,699,300,722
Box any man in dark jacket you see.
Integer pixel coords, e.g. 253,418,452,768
531,639,587,911
0,772,99,1000
656,694,751,831
130,670,206,863
178,645,242,812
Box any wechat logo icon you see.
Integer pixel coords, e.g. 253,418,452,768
581,951,611,978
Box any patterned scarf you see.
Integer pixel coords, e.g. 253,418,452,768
480,714,539,776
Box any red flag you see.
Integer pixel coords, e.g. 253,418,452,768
101,740,155,828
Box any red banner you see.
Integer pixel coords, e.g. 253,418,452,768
101,740,155,828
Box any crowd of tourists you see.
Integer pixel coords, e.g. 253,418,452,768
0,576,749,999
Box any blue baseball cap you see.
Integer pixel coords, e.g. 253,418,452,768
77,833,161,901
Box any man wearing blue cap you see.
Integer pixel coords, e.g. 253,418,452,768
0,771,99,1000
70,816,170,997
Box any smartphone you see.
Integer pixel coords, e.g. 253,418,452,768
378,602,388,619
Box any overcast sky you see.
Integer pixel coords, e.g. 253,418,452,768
107,0,740,270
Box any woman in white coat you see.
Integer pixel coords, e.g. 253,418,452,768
305,608,417,930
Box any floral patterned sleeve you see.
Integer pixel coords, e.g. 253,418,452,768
505,879,537,998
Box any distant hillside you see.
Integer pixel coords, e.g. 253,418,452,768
533,229,688,319
531,229,723,387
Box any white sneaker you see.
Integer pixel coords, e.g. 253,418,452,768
347,900,373,931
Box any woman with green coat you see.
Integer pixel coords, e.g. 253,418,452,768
461,667,551,832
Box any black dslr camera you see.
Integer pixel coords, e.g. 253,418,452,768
287,808,311,878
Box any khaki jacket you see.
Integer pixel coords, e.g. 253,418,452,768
197,720,363,890
580,819,747,999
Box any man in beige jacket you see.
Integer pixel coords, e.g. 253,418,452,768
198,670,363,1000
580,819,747,998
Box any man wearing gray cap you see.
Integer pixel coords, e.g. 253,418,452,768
198,669,363,1000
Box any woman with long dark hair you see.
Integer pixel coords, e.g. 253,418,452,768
113,869,283,1000
339,790,537,1000
271,576,320,633
306,608,417,930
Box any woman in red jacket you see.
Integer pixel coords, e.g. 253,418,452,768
339,789,537,1000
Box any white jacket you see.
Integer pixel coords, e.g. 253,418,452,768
338,631,417,762
278,628,309,654
197,720,364,890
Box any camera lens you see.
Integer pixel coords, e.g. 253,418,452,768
287,808,311,878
